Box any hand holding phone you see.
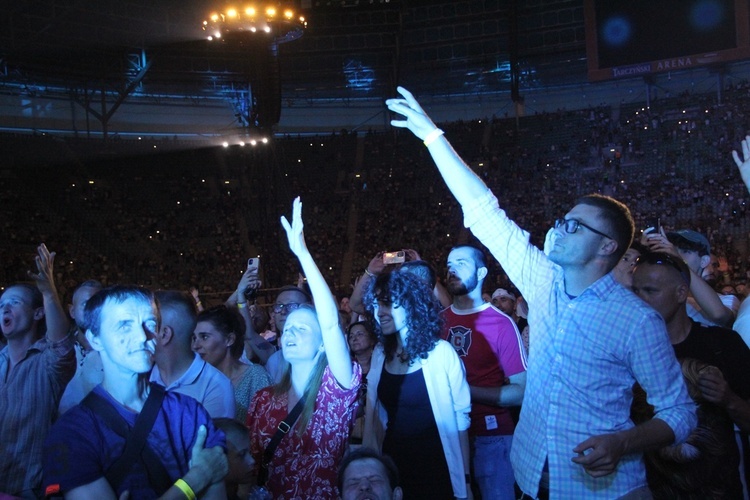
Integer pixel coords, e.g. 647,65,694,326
247,257,260,275
383,251,406,265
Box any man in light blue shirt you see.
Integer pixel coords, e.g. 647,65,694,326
151,290,234,418
386,87,697,499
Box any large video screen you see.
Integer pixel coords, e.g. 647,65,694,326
585,0,750,81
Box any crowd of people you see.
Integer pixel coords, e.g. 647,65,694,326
2,83,750,499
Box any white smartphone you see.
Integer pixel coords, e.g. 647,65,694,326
247,257,260,274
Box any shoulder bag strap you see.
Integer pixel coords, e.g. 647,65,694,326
262,391,309,467
81,383,171,495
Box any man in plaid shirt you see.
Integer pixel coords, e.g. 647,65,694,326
387,87,697,499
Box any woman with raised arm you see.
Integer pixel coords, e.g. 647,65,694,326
246,197,361,499
362,267,472,500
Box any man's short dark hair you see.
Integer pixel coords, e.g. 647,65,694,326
83,285,155,336
635,251,692,286
337,447,400,494
154,290,198,341
450,244,488,270
275,285,312,304
5,283,43,309
575,193,635,264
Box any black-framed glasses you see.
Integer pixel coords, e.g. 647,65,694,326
635,252,691,285
554,218,613,240
272,302,302,315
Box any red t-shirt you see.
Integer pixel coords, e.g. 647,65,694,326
442,303,527,435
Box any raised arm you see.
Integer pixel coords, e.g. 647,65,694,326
29,243,69,342
281,198,353,388
643,229,734,327
230,269,274,365
386,86,490,206
349,252,385,315
732,135,750,195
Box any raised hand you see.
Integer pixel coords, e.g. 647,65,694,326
732,135,750,194
385,86,440,141
280,197,308,258
28,243,57,296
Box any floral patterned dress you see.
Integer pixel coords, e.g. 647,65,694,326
247,362,362,500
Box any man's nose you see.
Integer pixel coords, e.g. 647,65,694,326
358,478,372,491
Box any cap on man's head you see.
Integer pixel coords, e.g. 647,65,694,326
666,229,710,256
491,288,516,301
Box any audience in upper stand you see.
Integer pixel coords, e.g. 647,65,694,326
0,244,75,499
386,86,696,498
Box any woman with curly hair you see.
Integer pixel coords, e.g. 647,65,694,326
362,268,472,500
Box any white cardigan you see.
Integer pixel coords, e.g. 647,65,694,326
363,340,471,498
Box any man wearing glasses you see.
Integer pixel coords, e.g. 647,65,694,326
264,285,312,382
386,87,696,499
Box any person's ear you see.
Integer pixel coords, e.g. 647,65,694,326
393,486,404,500
33,307,45,321
700,254,711,270
477,266,488,282
159,325,174,345
226,332,236,348
676,282,690,303
86,329,104,352
600,238,618,258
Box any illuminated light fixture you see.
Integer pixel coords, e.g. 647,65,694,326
202,2,307,44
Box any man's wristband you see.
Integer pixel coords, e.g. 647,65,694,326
364,268,376,278
423,128,445,146
237,301,247,309
174,478,196,500
195,300,202,307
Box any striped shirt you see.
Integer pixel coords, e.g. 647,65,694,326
463,190,696,499
0,334,75,498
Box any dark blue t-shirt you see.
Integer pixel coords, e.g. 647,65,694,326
43,385,224,498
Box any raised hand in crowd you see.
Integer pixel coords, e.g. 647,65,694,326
732,134,750,195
